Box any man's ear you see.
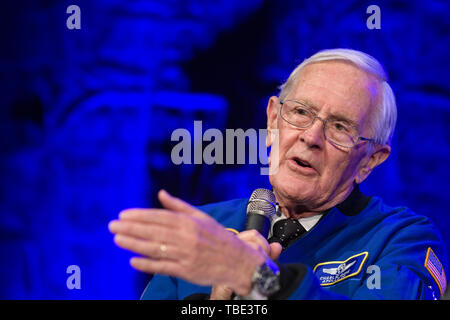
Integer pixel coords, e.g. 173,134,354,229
266,96,279,147
355,144,391,184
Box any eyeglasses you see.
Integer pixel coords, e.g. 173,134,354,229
279,100,375,148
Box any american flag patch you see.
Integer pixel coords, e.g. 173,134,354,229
424,247,447,296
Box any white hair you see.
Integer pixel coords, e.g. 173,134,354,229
279,48,397,146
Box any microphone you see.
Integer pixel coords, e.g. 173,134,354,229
245,188,277,238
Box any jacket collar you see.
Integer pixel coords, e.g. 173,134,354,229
334,184,372,216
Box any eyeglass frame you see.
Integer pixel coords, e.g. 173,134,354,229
278,99,376,148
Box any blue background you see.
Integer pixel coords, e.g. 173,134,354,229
0,0,449,299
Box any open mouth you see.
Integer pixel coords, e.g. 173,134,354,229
293,157,313,168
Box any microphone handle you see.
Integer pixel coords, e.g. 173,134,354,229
245,212,271,239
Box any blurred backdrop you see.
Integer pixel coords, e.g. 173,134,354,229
0,0,449,299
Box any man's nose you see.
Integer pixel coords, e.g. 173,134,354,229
298,118,325,149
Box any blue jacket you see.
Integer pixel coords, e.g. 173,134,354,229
141,189,448,300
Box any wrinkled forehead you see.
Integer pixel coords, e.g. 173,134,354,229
292,61,381,113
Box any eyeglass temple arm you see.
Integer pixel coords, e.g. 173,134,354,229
359,136,376,143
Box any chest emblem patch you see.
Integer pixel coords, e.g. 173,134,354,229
313,252,369,286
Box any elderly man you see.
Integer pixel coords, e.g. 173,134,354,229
109,49,447,299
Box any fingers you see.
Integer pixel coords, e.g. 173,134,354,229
236,230,282,260
110,200,199,244
210,285,234,300
118,189,201,223
113,234,179,261
109,220,177,244
118,208,178,227
237,230,270,255
115,190,212,234
130,256,183,277
158,189,203,218
269,242,282,260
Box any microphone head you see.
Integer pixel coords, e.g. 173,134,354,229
247,188,276,218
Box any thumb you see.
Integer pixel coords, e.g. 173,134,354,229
269,242,282,260
158,189,202,217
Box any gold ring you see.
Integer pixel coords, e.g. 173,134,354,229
159,243,167,258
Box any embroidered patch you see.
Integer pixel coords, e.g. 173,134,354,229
225,227,239,235
424,247,447,295
313,252,369,286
